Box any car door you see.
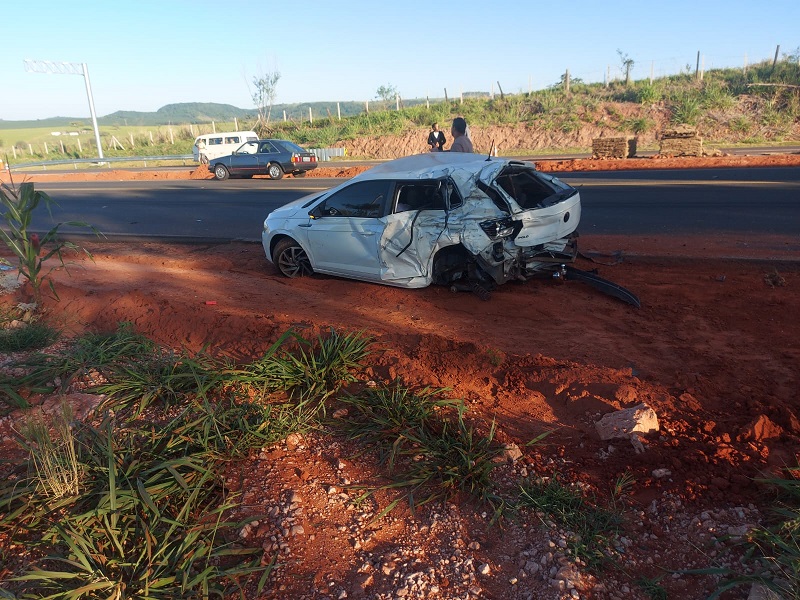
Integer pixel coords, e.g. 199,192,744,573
256,141,280,173
228,141,260,176
304,180,391,280
378,181,450,280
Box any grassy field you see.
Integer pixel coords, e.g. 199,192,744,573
2,56,799,166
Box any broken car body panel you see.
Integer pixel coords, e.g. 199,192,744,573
262,153,581,290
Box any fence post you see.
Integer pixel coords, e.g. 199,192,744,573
77,138,82,153
212,121,216,133
337,102,341,120
169,127,174,145
695,51,700,80
444,88,448,103
283,110,287,122
45,142,49,154
60,140,65,153
365,100,369,114
129,133,135,148
309,107,313,124
28,144,33,155
234,117,239,131
12,146,16,159
772,44,780,72
150,131,154,143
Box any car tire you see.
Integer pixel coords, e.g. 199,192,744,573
272,238,313,278
268,163,284,180
213,165,229,181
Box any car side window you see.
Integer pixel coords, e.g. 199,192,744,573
321,180,390,218
224,136,240,144
238,142,258,154
394,183,446,213
259,141,278,153
208,137,223,145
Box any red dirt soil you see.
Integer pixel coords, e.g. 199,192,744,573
1,153,799,599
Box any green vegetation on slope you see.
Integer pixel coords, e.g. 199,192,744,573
1,56,798,164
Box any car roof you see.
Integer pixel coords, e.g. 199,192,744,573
350,152,514,186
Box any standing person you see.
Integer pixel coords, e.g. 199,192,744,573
448,117,474,153
427,123,446,152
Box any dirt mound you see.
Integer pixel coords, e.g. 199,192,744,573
1,235,799,598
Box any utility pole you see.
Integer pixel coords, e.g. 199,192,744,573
23,59,104,160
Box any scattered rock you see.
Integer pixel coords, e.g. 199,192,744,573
595,403,659,441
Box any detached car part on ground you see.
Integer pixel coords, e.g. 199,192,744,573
209,139,317,181
261,153,639,306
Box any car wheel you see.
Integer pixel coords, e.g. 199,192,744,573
213,165,229,180
200,154,209,165
268,163,284,180
272,238,313,278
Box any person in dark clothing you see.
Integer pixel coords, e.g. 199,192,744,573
427,123,446,152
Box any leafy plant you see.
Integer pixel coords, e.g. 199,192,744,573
0,181,97,303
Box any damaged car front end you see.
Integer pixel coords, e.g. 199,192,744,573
262,153,583,297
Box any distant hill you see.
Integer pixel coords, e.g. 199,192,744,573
0,98,442,129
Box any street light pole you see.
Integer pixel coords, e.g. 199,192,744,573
23,59,105,160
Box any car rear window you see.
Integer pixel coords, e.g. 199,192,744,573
495,170,560,209
279,141,307,153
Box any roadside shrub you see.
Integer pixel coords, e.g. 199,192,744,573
669,91,703,125
0,182,97,303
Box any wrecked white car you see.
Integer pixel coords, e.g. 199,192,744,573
262,152,584,297
261,152,640,305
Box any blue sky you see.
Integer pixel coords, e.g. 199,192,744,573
2,0,798,121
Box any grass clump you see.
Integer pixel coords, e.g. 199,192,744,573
18,402,81,499
697,466,800,599
336,385,505,517
0,320,59,353
517,473,630,570
1,416,270,599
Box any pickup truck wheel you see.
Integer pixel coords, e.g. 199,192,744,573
268,163,284,180
213,165,229,180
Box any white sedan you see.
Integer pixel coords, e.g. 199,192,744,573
261,153,581,295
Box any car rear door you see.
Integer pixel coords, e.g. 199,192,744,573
256,141,281,172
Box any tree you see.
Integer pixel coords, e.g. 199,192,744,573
618,50,635,86
251,69,281,124
375,84,398,103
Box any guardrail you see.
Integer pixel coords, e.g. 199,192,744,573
5,148,345,171
6,155,195,170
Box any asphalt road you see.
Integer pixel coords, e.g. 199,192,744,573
26,166,800,243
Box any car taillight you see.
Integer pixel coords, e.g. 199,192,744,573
291,154,299,164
